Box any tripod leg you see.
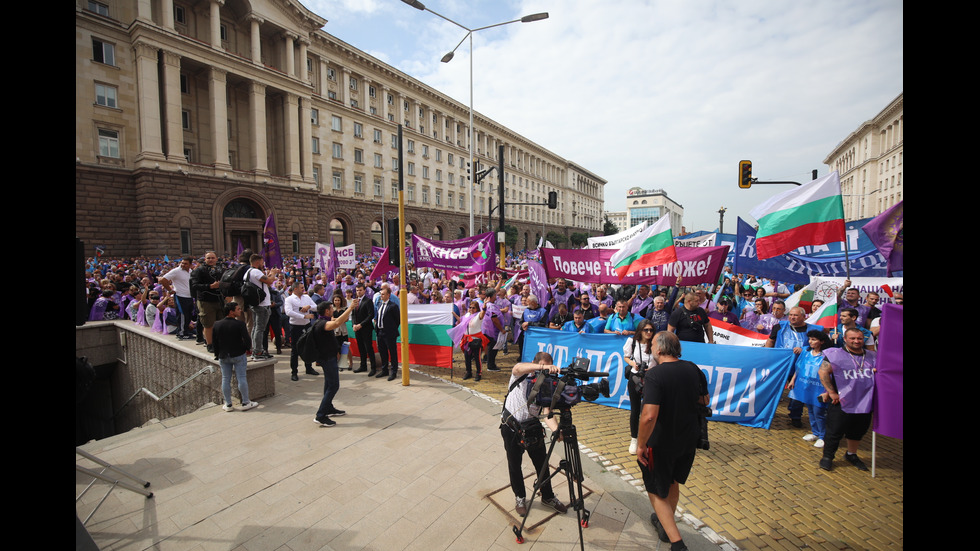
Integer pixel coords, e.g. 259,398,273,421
513,428,562,542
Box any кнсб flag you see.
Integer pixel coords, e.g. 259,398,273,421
609,216,677,279
749,171,845,260
347,303,453,368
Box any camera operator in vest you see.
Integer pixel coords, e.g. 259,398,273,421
500,352,569,518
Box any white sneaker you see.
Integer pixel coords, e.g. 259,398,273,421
814,439,825,448
240,402,259,411
629,438,638,455
222,404,234,412
802,433,817,442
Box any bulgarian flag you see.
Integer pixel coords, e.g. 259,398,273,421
346,304,454,368
749,172,845,260
609,217,677,279
806,294,838,329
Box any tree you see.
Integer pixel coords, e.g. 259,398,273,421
603,215,619,236
503,225,518,250
570,232,590,248
546,231,568,247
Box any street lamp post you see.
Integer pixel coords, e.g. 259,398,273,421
401,1,548,236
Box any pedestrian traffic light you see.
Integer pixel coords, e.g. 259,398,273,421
547,191,558,209
739,160,753,189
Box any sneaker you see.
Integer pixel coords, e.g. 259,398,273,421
813,439,825,448
802,433,817,442
260,352,274,359
314,417,336,427
327,409,346,417
650,513,670,543
515,497,528,517
541,496,567,514
819,457,833,471
240,402,259,411
487,366,501,372
845,453,868,471
629,438,638,455
222,404,234,412
291,374,299,381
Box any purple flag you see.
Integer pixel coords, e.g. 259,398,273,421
236,240,244,259
262,213,283,269
540,246,728,286
526,259,552,309
325,237,340,281
873,303,903,439
369,247,397,282
861,200,903,276
412,232,496,271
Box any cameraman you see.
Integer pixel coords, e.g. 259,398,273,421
501,352,569,518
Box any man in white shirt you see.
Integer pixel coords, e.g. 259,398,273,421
284,282,319,381
159,256,194,339
246,254,279,361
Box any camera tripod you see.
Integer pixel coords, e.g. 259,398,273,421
512,407,590,549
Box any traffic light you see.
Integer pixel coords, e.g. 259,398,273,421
739,160,753,189
547,190,558,209
466,161,471,182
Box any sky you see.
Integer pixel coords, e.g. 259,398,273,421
303,0,903,233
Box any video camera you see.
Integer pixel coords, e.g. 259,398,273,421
528,357,610,409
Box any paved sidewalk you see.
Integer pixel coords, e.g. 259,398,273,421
76,358,724,551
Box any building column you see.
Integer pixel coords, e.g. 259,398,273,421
209,67,231,169
300,96,314,183
248,14,264,64
342,67,351,107
298,37,309,83
132,41,166,163
161,50,184,163
283,32,297,77
249,81,269,175
319,58,329,99
382,86,391,121
209,0,224,49
283,92,302,180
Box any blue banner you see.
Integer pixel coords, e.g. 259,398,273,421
734,217,889,284
520,327,795,429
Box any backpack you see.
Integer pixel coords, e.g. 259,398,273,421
295,320,324,364
240,268,266,307
219,263,249,298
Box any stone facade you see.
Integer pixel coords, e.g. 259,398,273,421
75,0,605,258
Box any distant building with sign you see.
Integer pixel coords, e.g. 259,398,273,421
626,188,683,234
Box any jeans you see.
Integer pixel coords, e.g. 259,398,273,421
250,305,270,355
220,354,250,406
315,356,340,420
290,323,312,374
808,401,828,439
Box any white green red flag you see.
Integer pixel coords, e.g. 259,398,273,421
806,294,838,329
609,217,677,279
749,172,845,260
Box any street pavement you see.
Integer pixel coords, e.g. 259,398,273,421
76,344,902,551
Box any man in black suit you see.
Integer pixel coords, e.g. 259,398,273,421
374,286,400,381
351,283,378,376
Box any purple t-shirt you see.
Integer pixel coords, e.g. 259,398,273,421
823,347,876,414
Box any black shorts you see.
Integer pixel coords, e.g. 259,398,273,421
638,447,696,498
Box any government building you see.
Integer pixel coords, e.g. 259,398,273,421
76,0,606,258
823,92,903,221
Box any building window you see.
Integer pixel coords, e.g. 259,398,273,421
407,140,415,153
312,166,320,185
369,86,376,98
422,144,429,158
391,134,397,149
331,115,342,132
448,191,454,208
374,128,382,143
183,147,192,162
180,229,192,256
387,94,394,105
181,110,191,130
448,173,454,185
354,174,363,193
327,67,336,80
408,184,415,202
392,158,399,171
180,74,189,93
435,149,442,162
408,162,415,176
422,187,429,204
391,181,398,198
374,153,382,168
92,38,115,66
435,189,442,206
87,1,109,16
94,83,117,108
332,143,342,159
370,106,377,115
448,153,454,165
350,99,359,108
220,24,227,41
354,122,363,138
98,129,120,158
332,171,343,190
311,137,320,154
307,58,313,73
328,90,337,100
174,5,185,24
311,108,319,126
436,169,442,182
422,166,429,179
374,177,383,197
292,232,300,254
354,148,363,164
459,194,465,209
350,77,358,90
